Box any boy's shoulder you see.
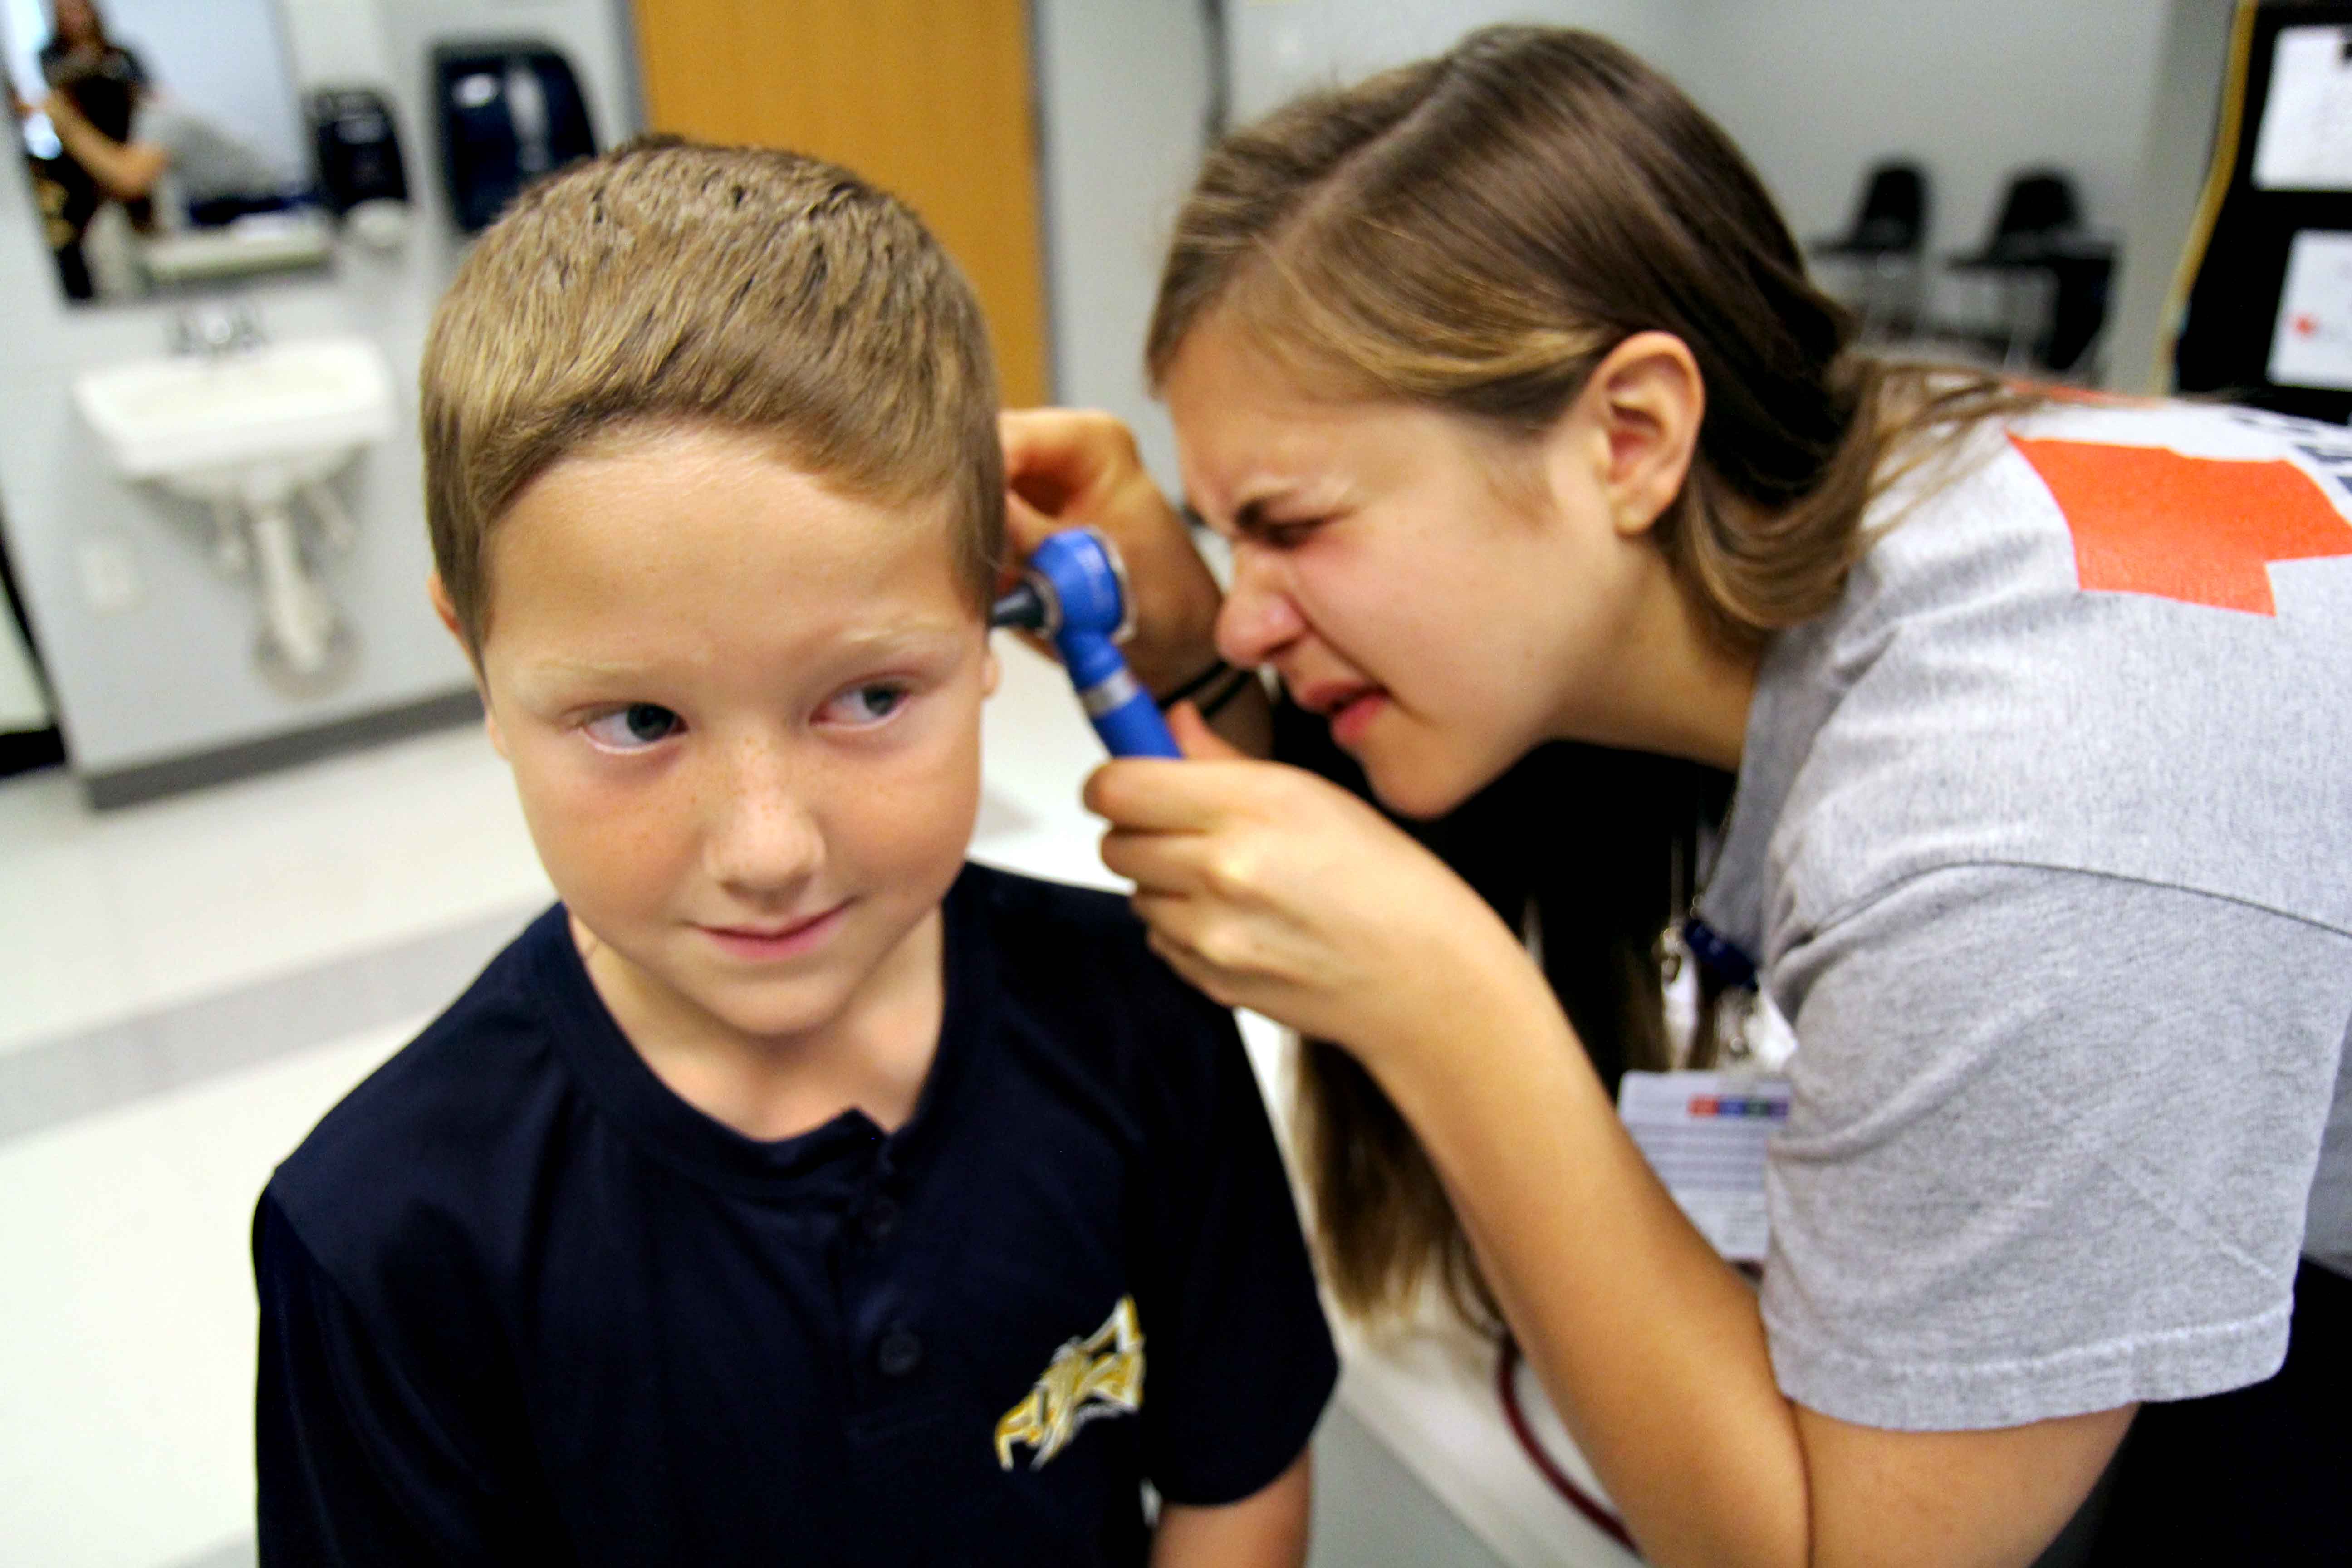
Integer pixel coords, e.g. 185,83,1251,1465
264,906,578,1283
959,858,1154,960
956,859,1226,1032
952,860,1241,1111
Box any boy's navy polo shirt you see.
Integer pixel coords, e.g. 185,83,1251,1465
255,863,1336,1566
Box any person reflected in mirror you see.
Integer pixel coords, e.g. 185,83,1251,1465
27,0,284,246
7,0,142,297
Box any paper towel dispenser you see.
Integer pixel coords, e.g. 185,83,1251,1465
431,41,597,234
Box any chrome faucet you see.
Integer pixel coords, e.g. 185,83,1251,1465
170,301,266,358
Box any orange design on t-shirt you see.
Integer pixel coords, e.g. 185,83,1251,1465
2009,436,2352,616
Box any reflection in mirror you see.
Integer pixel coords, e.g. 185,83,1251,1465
2,0,328,304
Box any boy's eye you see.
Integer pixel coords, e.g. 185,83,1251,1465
583,703,682,750
821,682,909,727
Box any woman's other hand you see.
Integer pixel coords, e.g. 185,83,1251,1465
999,408,1227,697
1091,704,1550,1063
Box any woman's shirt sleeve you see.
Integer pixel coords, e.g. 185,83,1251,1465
1758,862,2352,1431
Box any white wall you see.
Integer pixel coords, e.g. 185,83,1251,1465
1030,0,1213,493
0,0,637,783
1162,2,2181,360
1167,2,2177,352
1031,0,1701,495
1225,0,1690,123
2105,0,2237,392
102,0,312,178
1672,1,2172,324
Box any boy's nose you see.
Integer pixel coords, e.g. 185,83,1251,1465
1214,548,1307,668
704,741,825,896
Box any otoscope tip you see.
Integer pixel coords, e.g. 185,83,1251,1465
990,581,1049,632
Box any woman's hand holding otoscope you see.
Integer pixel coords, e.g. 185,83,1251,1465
990,527,1182,758
996,409,1542,1068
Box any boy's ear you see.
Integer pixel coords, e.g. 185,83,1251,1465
426,570,464,640
428,572,507,759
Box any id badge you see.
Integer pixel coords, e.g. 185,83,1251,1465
1616,1070,1790,1263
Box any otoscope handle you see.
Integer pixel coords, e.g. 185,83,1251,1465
1056,636,1183,757
996,529,1184,759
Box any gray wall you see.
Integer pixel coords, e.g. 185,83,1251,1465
1029,0,1691,498
0,0,637,782
1030,0,1213,494
1675,0,2172,274
2105,0,2238,393
1031,0,2189,504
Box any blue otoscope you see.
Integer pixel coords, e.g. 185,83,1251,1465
991,529,1183,759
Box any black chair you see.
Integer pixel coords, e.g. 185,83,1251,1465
1946,170,2113,372
1950,170,2081,268
1810,161,1930,338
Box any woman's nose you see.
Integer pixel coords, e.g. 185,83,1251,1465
1214,548,1307,668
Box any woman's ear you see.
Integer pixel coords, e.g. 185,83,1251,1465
1557,330,1705,539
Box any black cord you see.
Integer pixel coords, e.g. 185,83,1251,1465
1192,664,1257,720
1156,657,1233,710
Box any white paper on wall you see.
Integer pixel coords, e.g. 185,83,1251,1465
2269,230,2352,392
2253,25,2352,191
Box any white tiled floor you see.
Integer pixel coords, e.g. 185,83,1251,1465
0,727,549,1059
0,641,1120,1568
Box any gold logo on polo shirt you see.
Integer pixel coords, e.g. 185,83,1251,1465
994,1295,1145,1471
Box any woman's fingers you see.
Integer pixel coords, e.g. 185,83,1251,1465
1098,821,1216,896
1001,488,1062,560
1000,407,1138,513
1166,701,1247,761
999,407,1225,694
1090,748,1537,1058
1083,755,1277,833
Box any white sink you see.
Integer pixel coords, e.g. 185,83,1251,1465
74,336,396,688
74,335,395,488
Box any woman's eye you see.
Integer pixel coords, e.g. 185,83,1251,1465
1257,518,1325,548
822,682,910,727
583,703,681,750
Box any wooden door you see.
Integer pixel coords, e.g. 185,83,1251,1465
632,0,1051,407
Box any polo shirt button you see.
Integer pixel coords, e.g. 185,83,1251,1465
877,1327,923,1377
861,1196,899,1243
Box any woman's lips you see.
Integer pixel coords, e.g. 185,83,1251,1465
697,904,848,961
1297,681,1387,749
1328,690,1388,748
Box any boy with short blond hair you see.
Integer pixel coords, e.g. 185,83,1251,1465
254,139,1333,1567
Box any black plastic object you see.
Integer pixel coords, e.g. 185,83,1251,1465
1812,161,1929,259
1949,169,2084,269
1946,168,2114,373
2172,1,2352,422
308,87,409,215
431,41,597,234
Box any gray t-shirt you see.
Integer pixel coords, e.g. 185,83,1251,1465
1697,400,2352,1431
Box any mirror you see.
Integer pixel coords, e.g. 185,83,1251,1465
2,0,328,304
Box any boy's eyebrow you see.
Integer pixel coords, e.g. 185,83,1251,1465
828,618,975,652
520,621,975,682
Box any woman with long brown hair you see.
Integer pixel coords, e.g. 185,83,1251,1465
1004,26,2351,1567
